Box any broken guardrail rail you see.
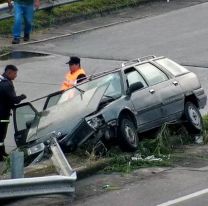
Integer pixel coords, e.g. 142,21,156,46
0,137,77,199
0,0,82,20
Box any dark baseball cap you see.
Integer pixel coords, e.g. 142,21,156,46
66,56,80,65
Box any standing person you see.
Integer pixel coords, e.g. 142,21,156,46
7,0,40,44
61,56,87,91
0,65,26,161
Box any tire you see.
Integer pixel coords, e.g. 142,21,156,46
183,101,203,134
118,117,139,152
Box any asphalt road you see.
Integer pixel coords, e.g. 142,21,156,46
1,1,208,205
72,168,208,206
5,167,208,206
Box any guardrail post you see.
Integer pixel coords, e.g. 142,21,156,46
11,151,24,179
50,137,74,176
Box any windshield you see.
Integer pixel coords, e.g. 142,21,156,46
44,72,122,109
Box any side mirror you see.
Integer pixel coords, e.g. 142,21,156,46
127,82,144,95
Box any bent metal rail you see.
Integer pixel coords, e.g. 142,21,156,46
0,0,82,20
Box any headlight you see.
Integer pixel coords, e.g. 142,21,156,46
87,115,105,130
27,143,45,155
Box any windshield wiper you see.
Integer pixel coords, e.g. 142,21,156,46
73,85,85,94
103,95,116,100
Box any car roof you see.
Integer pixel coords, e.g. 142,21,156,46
86,55,164,81
121,55,164,69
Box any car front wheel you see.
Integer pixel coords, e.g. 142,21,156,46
183,101,203,134
118,118,139,152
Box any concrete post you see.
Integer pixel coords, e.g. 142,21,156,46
11,151,24,179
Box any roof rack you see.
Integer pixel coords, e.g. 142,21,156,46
87,68,120,80
121,55,156,67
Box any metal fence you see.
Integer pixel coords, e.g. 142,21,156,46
0,138,77,199
0,0,171,20
0,175,77,198
0,0,81,20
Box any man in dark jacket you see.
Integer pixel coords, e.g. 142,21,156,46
0,65,26,161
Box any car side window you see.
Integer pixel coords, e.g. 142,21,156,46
125,69,147,88
135,63,168,86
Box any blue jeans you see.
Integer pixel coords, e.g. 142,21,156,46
13,2,34,39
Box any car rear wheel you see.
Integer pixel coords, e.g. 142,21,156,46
118,117,139,152
183,101,203,134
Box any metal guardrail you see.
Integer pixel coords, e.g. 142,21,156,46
0,0,82,20
0,138,77,199
0,0,171,20
0,175,76,198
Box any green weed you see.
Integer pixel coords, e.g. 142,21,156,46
0,0,152,34
0,46,11,55
0,155,10,175
202,114,208,143
102,123,195,173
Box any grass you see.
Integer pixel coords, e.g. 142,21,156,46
0,0,154,35
102,149,171,173
0,46,11,55
101,118,208,173
202,114,208,143
0,155,10,175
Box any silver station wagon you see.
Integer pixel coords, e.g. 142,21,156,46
13,56,207,161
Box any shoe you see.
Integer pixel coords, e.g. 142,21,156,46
12,38,20,44
23,34,30,42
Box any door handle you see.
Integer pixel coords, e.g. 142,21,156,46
149,89,155,94
173,81,178,86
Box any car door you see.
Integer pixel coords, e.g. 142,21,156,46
135,62,184,122
13,103,39,147
125,67,163,131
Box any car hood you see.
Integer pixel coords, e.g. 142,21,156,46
26,84,108,143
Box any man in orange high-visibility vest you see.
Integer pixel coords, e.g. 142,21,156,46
61,56,86,91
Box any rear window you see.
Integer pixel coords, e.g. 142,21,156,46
155,58,189,76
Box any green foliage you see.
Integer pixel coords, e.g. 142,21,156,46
202,114,208,143
102,123,193,173
0,46,11,55
0,155,11,175
203,114,208,130
0,0,151,34
139,123,191,157
103,149,171,173
0,18,13,35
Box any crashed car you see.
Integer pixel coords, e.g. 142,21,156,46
13,55,207,161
